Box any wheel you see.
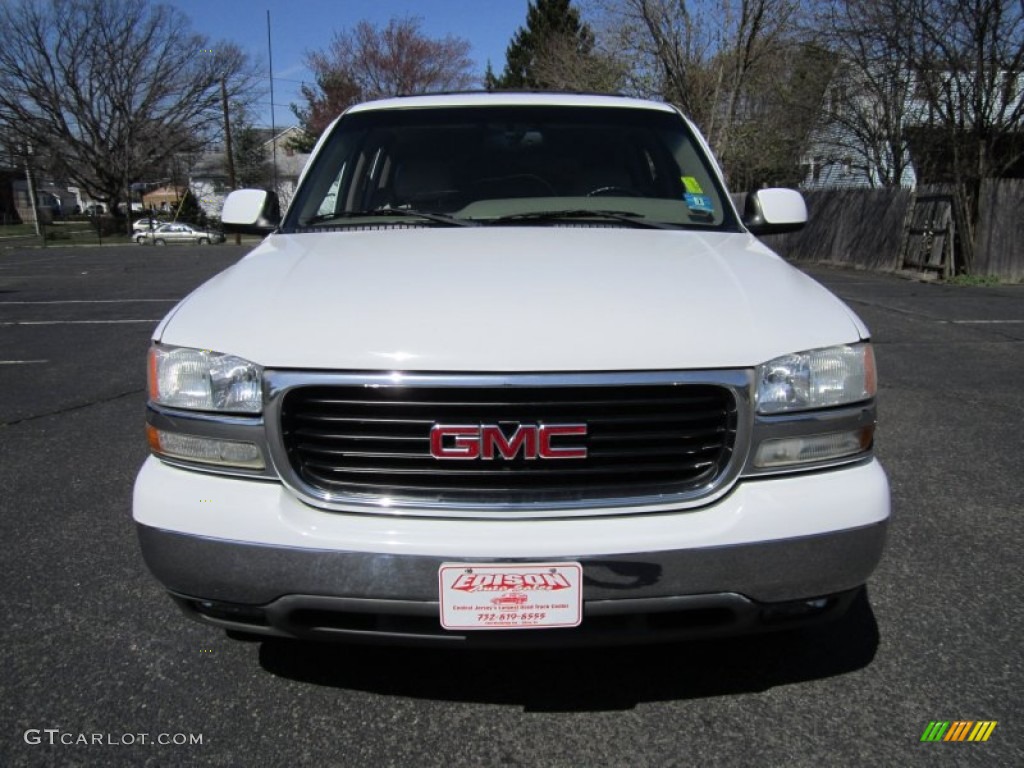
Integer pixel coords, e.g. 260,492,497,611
198,237,209,245
154,238,166,246
586,186,640,197
135,236,146,244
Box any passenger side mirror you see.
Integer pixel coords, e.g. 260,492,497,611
742,188,807,235
222,189,281,235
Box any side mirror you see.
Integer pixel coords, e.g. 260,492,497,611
222,189,281,235
742,188,807,235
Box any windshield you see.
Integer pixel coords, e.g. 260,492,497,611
285,104,739,232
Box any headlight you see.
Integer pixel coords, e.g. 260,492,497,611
756,343,875,414
148,345,262,413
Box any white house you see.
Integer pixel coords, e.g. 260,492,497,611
801,63,1023,190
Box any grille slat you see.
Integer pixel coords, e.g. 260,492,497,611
293,472,718,496
298,395,726,408
280,381,738,507
294,441,724,461
300,459,717,478
291,411,726,427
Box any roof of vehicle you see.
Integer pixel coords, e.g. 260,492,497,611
346,91,679,114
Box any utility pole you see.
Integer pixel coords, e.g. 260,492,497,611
23,141,41,237
221,78,240,245
267,10,279,198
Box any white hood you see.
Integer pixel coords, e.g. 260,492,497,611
157,227,866,371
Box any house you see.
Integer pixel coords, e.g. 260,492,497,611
800,63,918,190
8,177,85,221
187,126,310,219
141,185,188,214
801,61,1023,190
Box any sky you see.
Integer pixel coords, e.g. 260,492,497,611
168,0,533,130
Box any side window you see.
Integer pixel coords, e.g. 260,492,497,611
316,166,345,217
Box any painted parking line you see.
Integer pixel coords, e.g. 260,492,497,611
0,360,48,365
946,319,1024,325
0,299,177,305
0,253,91,267
0,319,160,326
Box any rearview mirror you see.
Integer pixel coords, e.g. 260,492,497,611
222,189,281,235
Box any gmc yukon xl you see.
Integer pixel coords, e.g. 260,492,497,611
133,93,889,646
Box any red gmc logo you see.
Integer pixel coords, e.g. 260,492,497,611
430,423,588,460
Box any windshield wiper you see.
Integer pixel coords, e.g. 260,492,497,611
479,209,680,230
303,209,475,227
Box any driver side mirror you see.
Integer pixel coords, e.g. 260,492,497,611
222,189,281,235
742,188,807,235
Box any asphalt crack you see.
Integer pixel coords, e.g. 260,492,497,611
0,387,145,428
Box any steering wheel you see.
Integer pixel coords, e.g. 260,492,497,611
586,186,640,197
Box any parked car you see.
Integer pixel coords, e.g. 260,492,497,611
136,223,224,245
135,93,889,647
132,217,166,233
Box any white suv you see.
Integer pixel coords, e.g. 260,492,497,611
133,93,889,646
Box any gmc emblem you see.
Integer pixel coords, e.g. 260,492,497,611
430,423,588,460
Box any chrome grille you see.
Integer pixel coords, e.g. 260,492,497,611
276,375,742,509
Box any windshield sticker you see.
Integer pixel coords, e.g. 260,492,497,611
681,176,704,195
684,192,714,214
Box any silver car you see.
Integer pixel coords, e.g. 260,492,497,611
136,223,225,245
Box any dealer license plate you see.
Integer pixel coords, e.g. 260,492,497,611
438,562,583,630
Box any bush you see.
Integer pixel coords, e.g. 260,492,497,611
93,215,125,236
945,274,1001,286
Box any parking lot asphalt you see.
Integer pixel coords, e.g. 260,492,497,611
0,244,1020,767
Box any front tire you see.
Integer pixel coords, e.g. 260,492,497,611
198,237,210,245
154,238,166,246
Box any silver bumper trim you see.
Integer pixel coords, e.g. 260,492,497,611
137,520,887,607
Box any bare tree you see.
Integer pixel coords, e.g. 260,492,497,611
291,17,476,148
809,0,1022,256
722,42,837,188
597,0,720,119
593,0,812,185
898,0,1024,182
807,0,918,187
0,0,262,223
290,72,362,152
531,31,629,92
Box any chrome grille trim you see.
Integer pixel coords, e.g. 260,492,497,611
264,370,753,519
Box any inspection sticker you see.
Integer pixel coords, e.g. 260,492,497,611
684,192,715,214
681,175,704,194
438,562,583,630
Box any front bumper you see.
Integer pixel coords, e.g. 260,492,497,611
141,524,882,647
133,457,889,645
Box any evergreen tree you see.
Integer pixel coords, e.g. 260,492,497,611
174,189,207,228
230,105,272,190
489,0,595,90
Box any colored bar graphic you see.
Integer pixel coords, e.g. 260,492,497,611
921,720,996,742
968,722,998,742
921,722,949,742
944,721,973,741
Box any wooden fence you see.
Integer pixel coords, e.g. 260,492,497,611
974,179,1024,282
746,180,1023,282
